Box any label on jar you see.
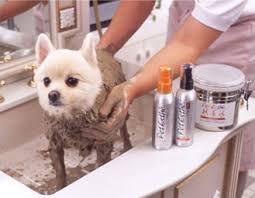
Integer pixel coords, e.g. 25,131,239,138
196,101,236,127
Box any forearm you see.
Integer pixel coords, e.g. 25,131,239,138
0,0,40,22
128,41,198,100
127,16,222,101
97,0,155,54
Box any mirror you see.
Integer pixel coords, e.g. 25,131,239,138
0,0,50,64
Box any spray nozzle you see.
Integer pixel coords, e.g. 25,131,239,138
180,63,194,90
157,65,172,93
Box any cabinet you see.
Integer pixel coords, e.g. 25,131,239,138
174,144,227,198
148,143,229,198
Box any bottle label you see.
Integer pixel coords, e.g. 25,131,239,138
176,101,194,141
153,96,174,149
156,105,168,140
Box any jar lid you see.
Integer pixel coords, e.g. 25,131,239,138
193,64,245,92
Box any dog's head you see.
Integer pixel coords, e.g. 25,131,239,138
34,34,102,118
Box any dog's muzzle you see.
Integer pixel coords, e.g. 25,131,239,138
48,90,62,106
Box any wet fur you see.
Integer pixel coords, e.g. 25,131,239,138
35,35,132,190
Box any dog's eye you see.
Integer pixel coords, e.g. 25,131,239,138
66,77,79,87
43,77,51,87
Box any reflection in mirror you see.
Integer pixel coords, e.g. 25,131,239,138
0,0,49,64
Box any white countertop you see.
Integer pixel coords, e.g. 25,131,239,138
2,99,254,198
0,171,40,198
54,99,255,198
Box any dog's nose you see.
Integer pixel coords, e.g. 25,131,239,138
48,90,60,103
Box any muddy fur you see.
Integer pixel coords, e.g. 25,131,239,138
44,49,132,190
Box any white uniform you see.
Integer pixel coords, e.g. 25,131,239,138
193,0,255,31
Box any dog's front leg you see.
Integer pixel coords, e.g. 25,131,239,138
120,121,132,152
49,134,66,190
95,141,113,167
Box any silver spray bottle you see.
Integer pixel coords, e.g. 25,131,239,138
175,64,196,147
152,66,174,150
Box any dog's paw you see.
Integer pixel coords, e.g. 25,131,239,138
55,177,67,191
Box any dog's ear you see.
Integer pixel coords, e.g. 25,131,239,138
35,33,55,65
80,34,98,66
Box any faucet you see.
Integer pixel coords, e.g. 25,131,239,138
0,52,12,64
0,80,5,103
24,63,37,88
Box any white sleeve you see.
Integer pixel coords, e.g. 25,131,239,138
191,0,248,31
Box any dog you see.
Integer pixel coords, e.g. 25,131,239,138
34,33,132,190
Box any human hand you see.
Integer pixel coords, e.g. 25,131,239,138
86,81,135,141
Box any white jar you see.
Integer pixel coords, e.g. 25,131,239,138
193,64,245,131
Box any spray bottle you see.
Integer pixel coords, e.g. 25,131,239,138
152,66,174,150
175,63,196,147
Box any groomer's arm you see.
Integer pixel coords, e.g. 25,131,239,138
91,16,223,137
0,0,41,22
97,0,155,54
128,16,222,100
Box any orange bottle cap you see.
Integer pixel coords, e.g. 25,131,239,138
157,65,172,93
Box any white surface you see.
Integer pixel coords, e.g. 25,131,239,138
0,172,41,198
193,64,245,92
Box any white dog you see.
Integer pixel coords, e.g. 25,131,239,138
34,33,132,190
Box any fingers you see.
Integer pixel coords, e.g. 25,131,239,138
99,91,119,118
99,103,125,132
87,82,131,141
87,103,127,141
